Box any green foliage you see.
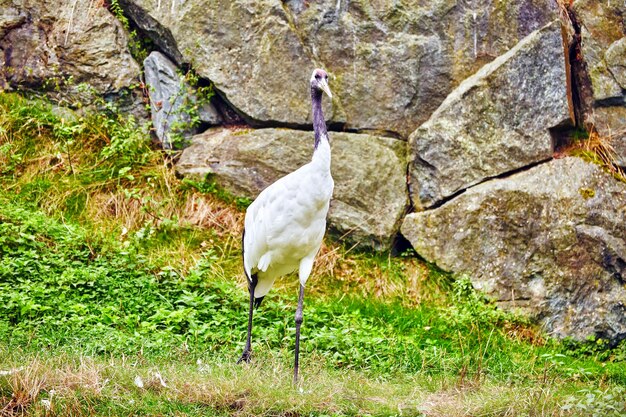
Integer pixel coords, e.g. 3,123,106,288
446,276,522,328
107,0,153,64
570,128,590,143
562,386,626,416
108,0,129,29
0,92,155,207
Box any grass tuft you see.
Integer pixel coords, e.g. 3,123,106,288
566,129,626,182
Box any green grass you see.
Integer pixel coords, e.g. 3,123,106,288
1,92,625,416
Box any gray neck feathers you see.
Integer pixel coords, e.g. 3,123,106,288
311,88,328,150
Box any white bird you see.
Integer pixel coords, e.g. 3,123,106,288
238,69,334,383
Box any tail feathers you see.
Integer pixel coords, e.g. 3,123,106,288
254,296,265,309
248,272,258,290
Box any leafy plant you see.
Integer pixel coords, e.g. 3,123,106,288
108,0,129,29
562,386,626,416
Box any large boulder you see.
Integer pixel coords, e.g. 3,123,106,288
122,0,558,137
408,21,573,209
144,51,221,149
402,157,626,344
176,127,408,250
283,0,559,137
0,0,140,95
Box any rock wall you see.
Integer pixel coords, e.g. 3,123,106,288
408,21,572,209
0,0,140,98
4,0,626,344
120,0,558,137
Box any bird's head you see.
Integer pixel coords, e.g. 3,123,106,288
310,69,332,99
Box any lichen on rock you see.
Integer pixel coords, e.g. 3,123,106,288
0,0,140,97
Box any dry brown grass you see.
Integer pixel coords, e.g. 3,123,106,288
503,322,546,346
0,362,47,417
420,384,570,417
0,351,426,416
0,352,587,417
181,193,244,237
555,0,572,26
564,129,626,182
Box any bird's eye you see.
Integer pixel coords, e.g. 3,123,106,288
315,74,321,80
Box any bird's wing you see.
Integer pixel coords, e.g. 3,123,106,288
242,169,306,274
243,163,332,279
243,196,266,279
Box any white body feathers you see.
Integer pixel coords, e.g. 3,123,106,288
243,137,333,298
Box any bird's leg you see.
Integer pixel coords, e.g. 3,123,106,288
238,275,257,364
293,283,305,384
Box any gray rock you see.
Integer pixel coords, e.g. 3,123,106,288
283,0,558,137
606,38,626,90
0,0,140,96
122,0,331,128
144,51,221,149
402,157,626,344
198,102,222,126
408,21,572,209
176,127,408,250
571,0,626,169
122,0,557,137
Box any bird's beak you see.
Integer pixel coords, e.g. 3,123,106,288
320,79,332,99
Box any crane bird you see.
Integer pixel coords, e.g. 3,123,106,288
238,68,334,383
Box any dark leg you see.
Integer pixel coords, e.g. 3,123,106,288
293,284,305,384
238,274,257,364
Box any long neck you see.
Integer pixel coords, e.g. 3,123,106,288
311,88,328,150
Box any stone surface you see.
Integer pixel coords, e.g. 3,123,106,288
283,0,558,137
402,157,626,344
0,0,140,95
573,0,626,102
176,127,408,250
606,38,626,90
408,21,572,209
121,0,333,128
122,0,557,137
144,51,221,149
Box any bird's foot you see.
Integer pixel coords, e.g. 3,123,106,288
237,349,252,364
